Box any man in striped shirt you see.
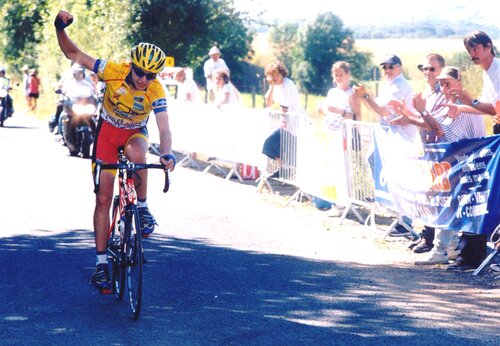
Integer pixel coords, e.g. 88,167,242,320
390,66,486,143
390,66,486,267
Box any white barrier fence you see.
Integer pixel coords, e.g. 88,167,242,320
148,101,390,227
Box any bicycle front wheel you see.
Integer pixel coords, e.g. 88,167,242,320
125,206,143,320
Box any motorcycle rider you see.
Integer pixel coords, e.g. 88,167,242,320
0,66,14,120
62,64,95,99
49,62,75,133
58,63,98,157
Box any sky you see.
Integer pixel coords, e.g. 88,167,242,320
234,0,497,27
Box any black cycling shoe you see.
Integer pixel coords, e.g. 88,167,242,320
138,207,158,237
90,263,112,294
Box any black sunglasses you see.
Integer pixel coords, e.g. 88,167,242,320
381,64,394,70
420,66,436,72
132,65,157,80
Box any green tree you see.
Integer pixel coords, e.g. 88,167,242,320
296,12,372,94
23,0,135,107
0,0,48,71
129,0,254,90
269,23,300,75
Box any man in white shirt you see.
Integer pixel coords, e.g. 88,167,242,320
355,55,419,237
62,64,95,99
458,30,500,133
203,46,229,102
356,54,419,139
442,30,498,271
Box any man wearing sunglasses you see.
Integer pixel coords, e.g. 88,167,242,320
354,54,419,237
390,66,487,268
55,10,176,292
403,53,446,255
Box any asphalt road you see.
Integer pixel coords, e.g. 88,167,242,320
0,114,498,345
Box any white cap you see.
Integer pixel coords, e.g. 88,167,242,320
208,46,221,56
71,63,84,73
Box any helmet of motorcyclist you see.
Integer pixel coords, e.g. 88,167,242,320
0,66,5,74
71,64,85,78
130,43,166,73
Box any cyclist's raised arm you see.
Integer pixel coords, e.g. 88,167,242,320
55,10,96,72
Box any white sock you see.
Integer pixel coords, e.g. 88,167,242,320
96,254,107,266
137,199,147,208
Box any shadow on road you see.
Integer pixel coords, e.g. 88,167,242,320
0,124,39,130
0,231,498,345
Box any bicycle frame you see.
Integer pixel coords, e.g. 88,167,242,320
108,162,138,240
93,148,169,320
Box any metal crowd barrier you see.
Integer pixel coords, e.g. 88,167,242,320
151,102,402,232
340,120,378,227
257,110,303,197
340,120,418,237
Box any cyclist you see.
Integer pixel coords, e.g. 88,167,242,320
55,10,176,292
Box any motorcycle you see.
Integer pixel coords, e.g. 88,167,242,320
57,89,98,158
0,87,14,127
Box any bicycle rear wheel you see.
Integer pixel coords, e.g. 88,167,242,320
125,206,143,320
109,196,125,300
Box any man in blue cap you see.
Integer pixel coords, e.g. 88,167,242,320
355,54,419,237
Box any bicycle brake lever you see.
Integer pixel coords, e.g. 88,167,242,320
163,169,170,193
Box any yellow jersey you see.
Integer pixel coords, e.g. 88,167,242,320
94,59,167,129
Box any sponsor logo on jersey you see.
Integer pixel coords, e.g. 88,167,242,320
112,86,127,100
133,96,145,111
152,98,167,108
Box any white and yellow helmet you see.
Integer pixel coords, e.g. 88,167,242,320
130,42,166,73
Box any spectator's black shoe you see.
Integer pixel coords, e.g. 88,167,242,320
408,237,423,250
413,242,433,253
389,224,411,237
446,260,476,271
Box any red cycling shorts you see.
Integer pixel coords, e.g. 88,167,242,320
92,118,148,171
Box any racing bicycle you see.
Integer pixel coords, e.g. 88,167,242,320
94,147,170,320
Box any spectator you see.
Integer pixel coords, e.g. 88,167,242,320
263,60,302,113
261,61,303,178
407,53,446,254
459,31,499,131
27,69,41,112
355,54,418,237
355,54,419,139
22,65,30,107
213,69,239,108
203,46,229,102
319,61,362,126
175,68,201,103
390,66,487,267
442,30,500,271
315,61,362,215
